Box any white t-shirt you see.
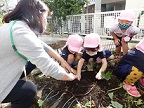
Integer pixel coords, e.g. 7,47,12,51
109,24,140,37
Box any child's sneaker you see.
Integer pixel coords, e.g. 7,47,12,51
123,82,141,97
139,78,144,88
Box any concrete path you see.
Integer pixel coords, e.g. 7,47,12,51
38,35,68,44
38,35,138,51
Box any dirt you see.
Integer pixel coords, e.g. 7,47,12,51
29,40,144,108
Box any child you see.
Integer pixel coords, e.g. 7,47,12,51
61,34,83,74
110,10,140,58
115,38,144,97
76,33,114,80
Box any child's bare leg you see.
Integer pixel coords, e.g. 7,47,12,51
75,53,82,61
107,55,114,61
116,46,121,56
67,54,75,65
67,54,77,74
87,58,94,71
121,41,128,55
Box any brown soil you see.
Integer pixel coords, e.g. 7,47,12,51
29,40,144,108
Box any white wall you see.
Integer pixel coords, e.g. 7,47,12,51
125,0,144,10
125,0,144,31
1,0,18,10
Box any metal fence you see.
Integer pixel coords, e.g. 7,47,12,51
48,9,144,41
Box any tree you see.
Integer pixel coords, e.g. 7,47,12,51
0,0,5,25
0,0,9,25
44,0,88,21
43,0,89,34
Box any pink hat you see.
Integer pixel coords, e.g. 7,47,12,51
136,39,144,53
118,10,135,22
83,33,101,48
67,34,83,52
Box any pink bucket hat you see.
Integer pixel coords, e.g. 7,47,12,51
67,34,83,52
136,39,144,53
83,33,101,48
118,10,135,22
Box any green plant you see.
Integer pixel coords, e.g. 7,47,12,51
37,90,54,107
107,83,122,92
122,95,144,108
107,92,123,108
85,101,91,108
0,17,2,25
101,71,112,81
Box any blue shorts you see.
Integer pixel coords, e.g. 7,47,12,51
115,36,132,47
104,50,112,59
115,64,132,81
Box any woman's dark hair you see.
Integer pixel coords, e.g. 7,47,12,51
84,45,99,52
2,0,48,33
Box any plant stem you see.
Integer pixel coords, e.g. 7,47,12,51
107,85,122,92
62,96,74,108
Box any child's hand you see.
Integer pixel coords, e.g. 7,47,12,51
76,74,81,81
95,72,103,80
114,38,120,46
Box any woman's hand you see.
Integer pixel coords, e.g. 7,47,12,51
47,48,74,73
61,72,76,81
60,59,74,73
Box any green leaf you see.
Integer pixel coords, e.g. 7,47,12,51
37,99,44,107
111,101,123,108
38,74,45,78
44,0,89,26
135,99,143,105
108,92,114,100
101,71,112,81
85,101,91,107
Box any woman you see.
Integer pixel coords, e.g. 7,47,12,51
0,0,76,108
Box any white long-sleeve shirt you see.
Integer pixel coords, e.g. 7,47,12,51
0,21,66,102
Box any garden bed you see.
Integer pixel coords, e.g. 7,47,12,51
29,40,144,108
